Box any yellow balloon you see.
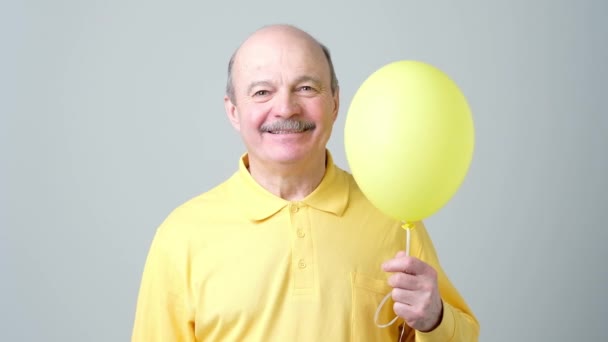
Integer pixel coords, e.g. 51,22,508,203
344,60,474,223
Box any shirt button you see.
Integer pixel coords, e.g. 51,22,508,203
298,260,306,269
290,205,299,213
297,229,305,238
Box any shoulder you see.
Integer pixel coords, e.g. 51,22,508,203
333,163,435,256
156,172,241,235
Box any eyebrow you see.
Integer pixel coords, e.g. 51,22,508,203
245,76,324,95
293,75,323,88
246,80,273,95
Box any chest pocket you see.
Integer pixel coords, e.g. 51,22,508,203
350,272,401,342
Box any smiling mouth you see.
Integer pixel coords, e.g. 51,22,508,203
267,128,310,134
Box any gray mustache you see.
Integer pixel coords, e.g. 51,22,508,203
260,119,316,132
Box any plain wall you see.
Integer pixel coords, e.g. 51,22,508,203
2,0,607,341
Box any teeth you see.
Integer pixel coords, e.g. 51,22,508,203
271,130,304,134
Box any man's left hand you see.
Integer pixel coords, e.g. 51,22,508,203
382,251,443,332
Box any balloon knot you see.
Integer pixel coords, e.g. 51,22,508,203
401,222,415,230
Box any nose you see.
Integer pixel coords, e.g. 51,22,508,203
273,89,301,118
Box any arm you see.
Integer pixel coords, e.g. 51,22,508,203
384,221,479,341
131,226,196,342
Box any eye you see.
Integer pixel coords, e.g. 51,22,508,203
253,90,269,96
299,86,315,92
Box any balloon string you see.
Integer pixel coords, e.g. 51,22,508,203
374,223,414,340
404,224,411,256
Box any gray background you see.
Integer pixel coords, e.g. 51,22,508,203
2,0,607,341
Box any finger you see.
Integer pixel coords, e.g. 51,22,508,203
381,256,408,272
382,256,427,275
393,292,443,332
395,250,407,258
388,272,420,290
393,301,421,329
391,288,416,306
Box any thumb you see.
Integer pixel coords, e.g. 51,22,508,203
395,251,407,258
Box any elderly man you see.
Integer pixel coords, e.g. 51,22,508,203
132,24,479,341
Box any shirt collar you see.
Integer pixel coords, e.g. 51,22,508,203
232,150,350,222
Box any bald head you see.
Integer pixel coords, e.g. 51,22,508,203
225,25,339,104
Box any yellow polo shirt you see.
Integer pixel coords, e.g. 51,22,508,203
132,151,479,341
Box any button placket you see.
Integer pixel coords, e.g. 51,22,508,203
290,202,314,291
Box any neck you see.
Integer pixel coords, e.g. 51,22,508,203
247,152,327,201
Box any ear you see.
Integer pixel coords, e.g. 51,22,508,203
331,87,340,122
224,95,241,131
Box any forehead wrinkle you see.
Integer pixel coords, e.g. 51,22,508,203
233,35,330,97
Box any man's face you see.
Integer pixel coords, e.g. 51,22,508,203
225,30,339,167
